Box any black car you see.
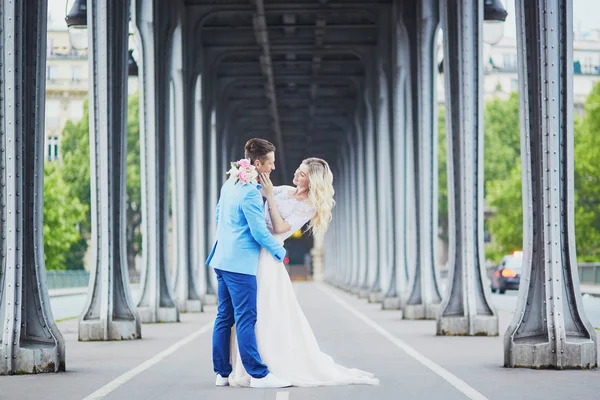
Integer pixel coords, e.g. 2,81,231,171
490,252,523,294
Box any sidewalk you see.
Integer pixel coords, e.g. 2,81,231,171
4,282,600,400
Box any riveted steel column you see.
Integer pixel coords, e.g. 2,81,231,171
0,0,65,374
504,0,597,368
79,0,142,341
374,61,395,304
402,0,443,320
384,12,412,311
359,84,380,299
171,21,202,313
133,0,179,323
204,109,218,304
351,113,369,295
436,0,498,336
191,76,208,303
347,133,361,290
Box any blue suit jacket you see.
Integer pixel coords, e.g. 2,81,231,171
206,179,286,275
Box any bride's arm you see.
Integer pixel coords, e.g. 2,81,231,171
259,174,291,234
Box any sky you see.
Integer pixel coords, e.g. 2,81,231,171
49,0,600,36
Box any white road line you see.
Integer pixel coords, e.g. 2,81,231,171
317,284,489,400
82,321,215,400
276,391,290,400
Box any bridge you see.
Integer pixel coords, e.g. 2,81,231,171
2,0,599,397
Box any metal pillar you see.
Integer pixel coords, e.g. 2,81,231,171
192,76,208,301
504,0,597,368
359,86,380,300
402,0,443,320
371,61,393,304
170,22,202,313
79,0,142,341
203,109,218,305
347,133,361,290
133,0,179,323
0,0,65,374
351,114,369,295
436,0,498,336
384,13,412,311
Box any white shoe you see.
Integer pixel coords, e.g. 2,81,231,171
250,373,292,388
215,374,229,387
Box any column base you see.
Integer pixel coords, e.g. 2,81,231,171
202,294,217,305
79,319,141,341
0,346,65,375
358,289,370,299
403,303,439,320
382,296,402,310
179,299,203,313
505,336,597,369
137,306,180,323
368,291,384,303
349,285,361,295
437,315,498,336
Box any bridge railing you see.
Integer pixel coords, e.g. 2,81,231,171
45,270,90,290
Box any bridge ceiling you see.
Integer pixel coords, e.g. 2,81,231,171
186,0,389,175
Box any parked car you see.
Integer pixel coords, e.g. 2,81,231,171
490,251,523,294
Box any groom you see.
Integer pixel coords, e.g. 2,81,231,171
207,138,292,389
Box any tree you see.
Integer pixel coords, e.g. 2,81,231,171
60,93,142,276
483,92,521,194
483,83,600,263
574,83,600,261
438,106,448,248
43,163,88,270
125,93,142,278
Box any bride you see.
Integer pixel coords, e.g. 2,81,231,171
228,157,379,387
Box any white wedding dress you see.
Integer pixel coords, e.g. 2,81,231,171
228,186,379,387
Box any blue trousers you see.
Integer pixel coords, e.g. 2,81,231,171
212,268,269,379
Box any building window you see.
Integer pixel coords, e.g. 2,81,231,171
47,65,58,80
69,100,84,121
47,137,59,161
510,79,519,91
46,99,61,129
72,66,82,81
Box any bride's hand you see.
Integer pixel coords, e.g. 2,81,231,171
259,173,274,196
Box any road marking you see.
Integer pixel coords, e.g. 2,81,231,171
82,320,214,400
317,284,489,400
276,391,290,400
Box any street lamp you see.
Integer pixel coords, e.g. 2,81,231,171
128,50,139,76
65,0,88,50
483,0,508,45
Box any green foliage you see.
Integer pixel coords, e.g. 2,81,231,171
574,84,600,261
482,85,600,263
43,163,88,270
483,92,521,194
55,92,142,272
438,106,448,245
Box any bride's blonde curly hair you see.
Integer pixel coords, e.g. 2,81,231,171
303,158,335,240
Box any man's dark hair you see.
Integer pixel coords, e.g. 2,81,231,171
245,138,276,164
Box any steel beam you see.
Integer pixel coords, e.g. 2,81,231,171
133,0,180,323
504,0,597,368
436,0,498,336
253,0,288,181
0,0,65,374
402,0,443,320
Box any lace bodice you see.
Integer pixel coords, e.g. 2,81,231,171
265,186,316,242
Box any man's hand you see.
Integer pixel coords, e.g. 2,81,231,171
259,173,274,197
